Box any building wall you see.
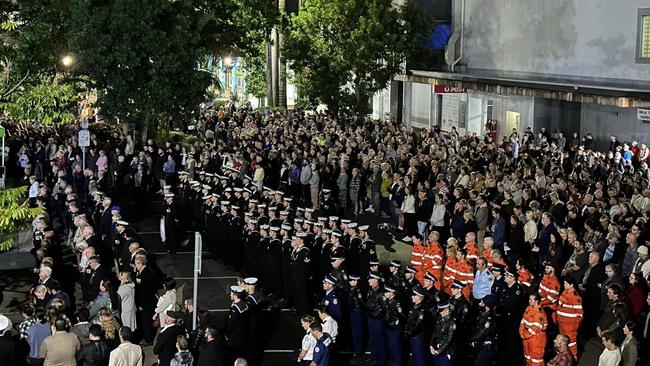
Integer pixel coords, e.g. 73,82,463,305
461,0,650,82
532,99,581,139
580,104,650,151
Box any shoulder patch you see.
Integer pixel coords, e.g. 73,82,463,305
485,321,490,328
304,257,310,263
333,298,338,305
314,346,320,353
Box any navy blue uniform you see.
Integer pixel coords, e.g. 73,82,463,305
313,333,333,366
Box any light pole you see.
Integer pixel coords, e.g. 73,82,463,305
224,56,233,99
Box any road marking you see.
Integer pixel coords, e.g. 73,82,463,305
175,276,239,280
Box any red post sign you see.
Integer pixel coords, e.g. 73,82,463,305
434,85,467,94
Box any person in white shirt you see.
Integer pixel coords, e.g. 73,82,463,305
297,315,317,365
598,330,622,366
317,306,338,342
28,175,39,199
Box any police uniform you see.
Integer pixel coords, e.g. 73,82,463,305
383,285,404,366
366,274,386,364
348,275,366,355
407,287,430,366
323,276,343,323
497,274,525,366
430,302,456,366
290,239,312,313
313,332,333,366
468,295,497,366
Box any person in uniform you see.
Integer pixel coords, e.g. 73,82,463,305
468,294,497,366
366,272,386,365
162,193,180,254
225,285,249,362
322,275,343,324
243,278,265,366
519,293,548,366
552,276,583,358
347,274,366,359
383,285,404,366
407,285,430,366
430,301,456,366
497,269,525,366
291,233,312,314
310,322,333,366
448,280,470,325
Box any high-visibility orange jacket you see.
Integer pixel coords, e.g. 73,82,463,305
411,241,426,283
456,259,474,299
483,248,494,265
518,268,533,291
443,257,458,294
424,241,444,290
552,288,583,357
464,241,480,262
538,274,561,307
519,304,547,366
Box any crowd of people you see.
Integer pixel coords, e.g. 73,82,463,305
1,102,650,366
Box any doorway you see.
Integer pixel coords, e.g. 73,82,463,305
506,111,520,138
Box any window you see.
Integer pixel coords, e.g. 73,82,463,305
637,8,650,63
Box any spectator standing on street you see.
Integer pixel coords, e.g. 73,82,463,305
39,317,81,366
108,326,143,366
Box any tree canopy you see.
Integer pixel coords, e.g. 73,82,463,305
284,0,428,114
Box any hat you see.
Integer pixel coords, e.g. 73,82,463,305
490,264,504,273
221,201,230,206
295,218,304,223
329,216,339,221
412,286,425,297
358,225,370,231
341,219,351,224
270,226,280,232
384,285,397,293
437,301,451,310
305,208,315,213
332,230,342,237
281,224,292,231
280,211,289,216
323,229,333,234
369,272,382,280
284,197,293,202
116,220,129,226
504,269,515,277
244,277,258,285
317,217,327,222
424,273,436,282
111,205,121,211
323,275,337,285
348,223,358,228
389,260,402,267
163,185,172,189
482,294,497,308
323,189,332,194
406,265,417,274
0,315,12,333
202,184,211,190
330,256,344,262
260,225,270,230
296,231,308,238
297,207,305,212
349,274,361,281
234,188,243,192
369,259,380,266
451,280,465,289
638,245,649,255
230,285,245,294
164,193,175,198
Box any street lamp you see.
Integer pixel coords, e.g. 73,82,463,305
61,54,75,68
223,56,233,99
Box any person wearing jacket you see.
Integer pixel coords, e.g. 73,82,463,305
76,324,109,366
520,294,548,366
468,294,497,366
407,286,431,366
430,301,456,366
552,277,584,358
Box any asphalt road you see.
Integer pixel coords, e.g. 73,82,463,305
0,185,413,365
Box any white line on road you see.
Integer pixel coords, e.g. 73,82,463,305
175,276,239,280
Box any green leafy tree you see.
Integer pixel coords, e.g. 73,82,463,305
2,79,79,124
284,0,421,115
0,187,44,252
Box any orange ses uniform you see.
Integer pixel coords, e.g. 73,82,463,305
443,256,458,295
518,268,533,292
456,259,474,299
464,241,480,262
519,304,548,366
552,288,583,357
411,241,426,283
424,241,444,290
538,274,561,307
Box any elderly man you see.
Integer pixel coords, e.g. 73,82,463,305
546,334,575,366
633,245,650,278
153,311,187,366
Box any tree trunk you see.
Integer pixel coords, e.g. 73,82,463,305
277,0,287,109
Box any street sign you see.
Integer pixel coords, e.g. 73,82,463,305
78,129,90,147
0,125,5,138
638,108,650,122
434,85,467,94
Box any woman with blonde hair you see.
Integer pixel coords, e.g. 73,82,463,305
99,310,121,351
118,271,137,330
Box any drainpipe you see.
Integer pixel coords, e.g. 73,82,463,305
450,0,465,72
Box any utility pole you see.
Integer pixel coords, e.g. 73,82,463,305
277,0,287,109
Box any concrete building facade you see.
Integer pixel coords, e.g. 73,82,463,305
377,0,650,148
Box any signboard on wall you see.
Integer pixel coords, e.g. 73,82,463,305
434,85,467,94
638,108,650,122
441,94,466,131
